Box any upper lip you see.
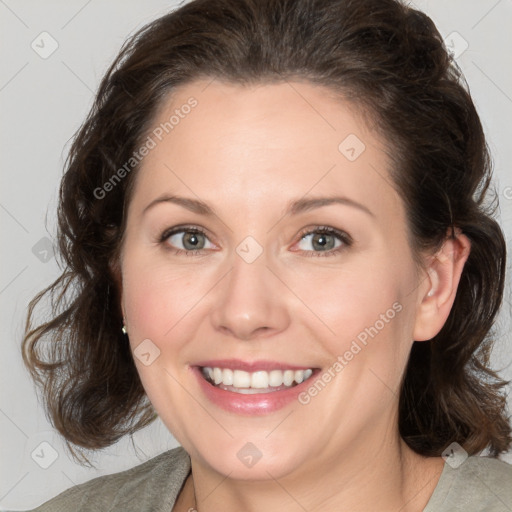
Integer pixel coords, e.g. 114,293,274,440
193,359,317,372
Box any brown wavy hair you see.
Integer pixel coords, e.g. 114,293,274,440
23,0,511,461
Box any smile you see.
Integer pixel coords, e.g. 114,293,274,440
200,367,315,394
191,360,321,414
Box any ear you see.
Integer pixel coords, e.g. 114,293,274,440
413,229,471,341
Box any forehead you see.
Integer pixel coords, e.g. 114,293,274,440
128,79,402,222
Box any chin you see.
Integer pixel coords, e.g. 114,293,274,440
183,433,308,480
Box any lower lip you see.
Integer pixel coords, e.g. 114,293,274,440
191,366,319,415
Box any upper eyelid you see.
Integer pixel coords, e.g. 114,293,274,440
160,224,209,238
297,226,352,242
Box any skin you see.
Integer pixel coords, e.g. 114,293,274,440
118,79,470,512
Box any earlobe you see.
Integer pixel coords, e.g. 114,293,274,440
413,230,471,342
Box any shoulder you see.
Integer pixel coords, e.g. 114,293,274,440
425,455,512,512
25,445,191,512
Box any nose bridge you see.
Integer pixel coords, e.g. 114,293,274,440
210,245,290,340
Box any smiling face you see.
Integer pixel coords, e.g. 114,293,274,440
119,79,431,480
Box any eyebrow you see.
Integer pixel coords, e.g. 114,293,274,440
143,195,214,216
142,194,374,218
288,196,374,217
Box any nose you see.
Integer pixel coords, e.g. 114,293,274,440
210,252,290,341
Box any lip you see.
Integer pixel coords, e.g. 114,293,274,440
190,361,321,415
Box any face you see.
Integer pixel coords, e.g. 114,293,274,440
119,79,426,480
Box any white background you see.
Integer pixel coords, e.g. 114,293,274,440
1,0,511,509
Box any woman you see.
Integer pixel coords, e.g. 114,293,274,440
21,0,512,510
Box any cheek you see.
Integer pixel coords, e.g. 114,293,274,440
121,254,200,342
298,261,403,341
299,255,414,388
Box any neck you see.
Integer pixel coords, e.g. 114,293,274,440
183,428,444,512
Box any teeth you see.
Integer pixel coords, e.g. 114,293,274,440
201,366,315,390
213,367,223,385
233,370,251,388
268,370,283,387
283,370,294,386
251,371,269,389
222,368,233,385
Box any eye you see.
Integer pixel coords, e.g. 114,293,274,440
294,226,352,257
158,225,352,257
160,226,215,255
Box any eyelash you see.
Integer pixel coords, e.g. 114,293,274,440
158,225,353,258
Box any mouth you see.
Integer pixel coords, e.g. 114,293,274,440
199,366,315,394
191,359,321,414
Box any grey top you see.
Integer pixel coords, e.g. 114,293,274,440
22,446,512,511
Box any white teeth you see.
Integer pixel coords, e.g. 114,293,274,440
268,370,283,387
222,368,233,386
251,371,269,389
233,370,251,388
201,366,315,390
283,370,294,386
213,367,223,385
